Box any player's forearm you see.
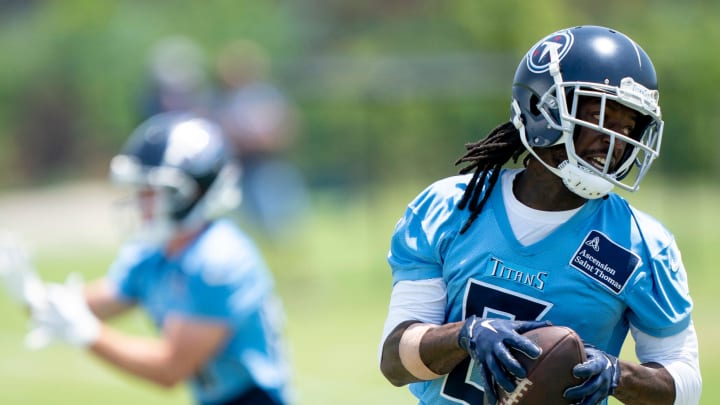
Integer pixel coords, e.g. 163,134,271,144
380,320,467,386
84,279,133,320
612,361,675,405
89,324,191,388
421,321,467,372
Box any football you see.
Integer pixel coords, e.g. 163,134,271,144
496,325,587,405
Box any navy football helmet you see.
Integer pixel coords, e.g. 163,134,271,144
510,25,663,198
110,112,241,245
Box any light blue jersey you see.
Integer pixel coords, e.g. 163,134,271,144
108,219,291,405
388,170,693,405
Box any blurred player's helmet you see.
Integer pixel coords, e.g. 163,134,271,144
510,25,663,199
110,112,241,246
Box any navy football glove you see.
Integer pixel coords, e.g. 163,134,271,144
457,315,550,405
564,346,621,405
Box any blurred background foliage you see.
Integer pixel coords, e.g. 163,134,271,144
0,0,718,190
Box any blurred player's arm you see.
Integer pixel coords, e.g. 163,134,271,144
85,278,134,319
27,275,231,387
90,314,230,387
85,278,230,387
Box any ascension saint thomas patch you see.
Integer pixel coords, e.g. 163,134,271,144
570,230,640,294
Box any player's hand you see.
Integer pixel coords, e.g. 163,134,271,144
457,315,550,404
564,346,621,405
0,231,45,307
25,273,100,350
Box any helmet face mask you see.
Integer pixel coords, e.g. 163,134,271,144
110,155,199,220
114,186,178,246
511,25,664,198
110,112,242,246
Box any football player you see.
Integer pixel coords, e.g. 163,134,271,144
379,26,701,405
23,112,293,405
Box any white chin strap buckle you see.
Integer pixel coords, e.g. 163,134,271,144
558,161,614,199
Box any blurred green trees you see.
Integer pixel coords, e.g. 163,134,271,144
0,0,717,188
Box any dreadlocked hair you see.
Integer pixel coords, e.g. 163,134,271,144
455,121,526,234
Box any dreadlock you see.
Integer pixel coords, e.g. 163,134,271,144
455,121,526,234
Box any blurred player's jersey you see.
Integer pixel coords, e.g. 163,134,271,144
388,169,693,405
108,219,291,405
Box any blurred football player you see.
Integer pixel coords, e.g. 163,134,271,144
378,26,701,405
213,39,308,241
24,112,293,405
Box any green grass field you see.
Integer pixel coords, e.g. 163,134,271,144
0,178,716,404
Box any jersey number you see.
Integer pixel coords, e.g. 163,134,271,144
441,280,552,404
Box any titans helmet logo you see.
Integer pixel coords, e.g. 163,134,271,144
527,30,574,73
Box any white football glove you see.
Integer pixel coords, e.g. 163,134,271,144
0,231,46,307
25,273,101,350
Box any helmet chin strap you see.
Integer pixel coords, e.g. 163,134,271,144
557,160,614,199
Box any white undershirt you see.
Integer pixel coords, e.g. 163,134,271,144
501,169,582,246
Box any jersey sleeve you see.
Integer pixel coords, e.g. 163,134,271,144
184,261,270,321
181,232,273,324
388,177,466,285
625,213,694,338
106,242,154,302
